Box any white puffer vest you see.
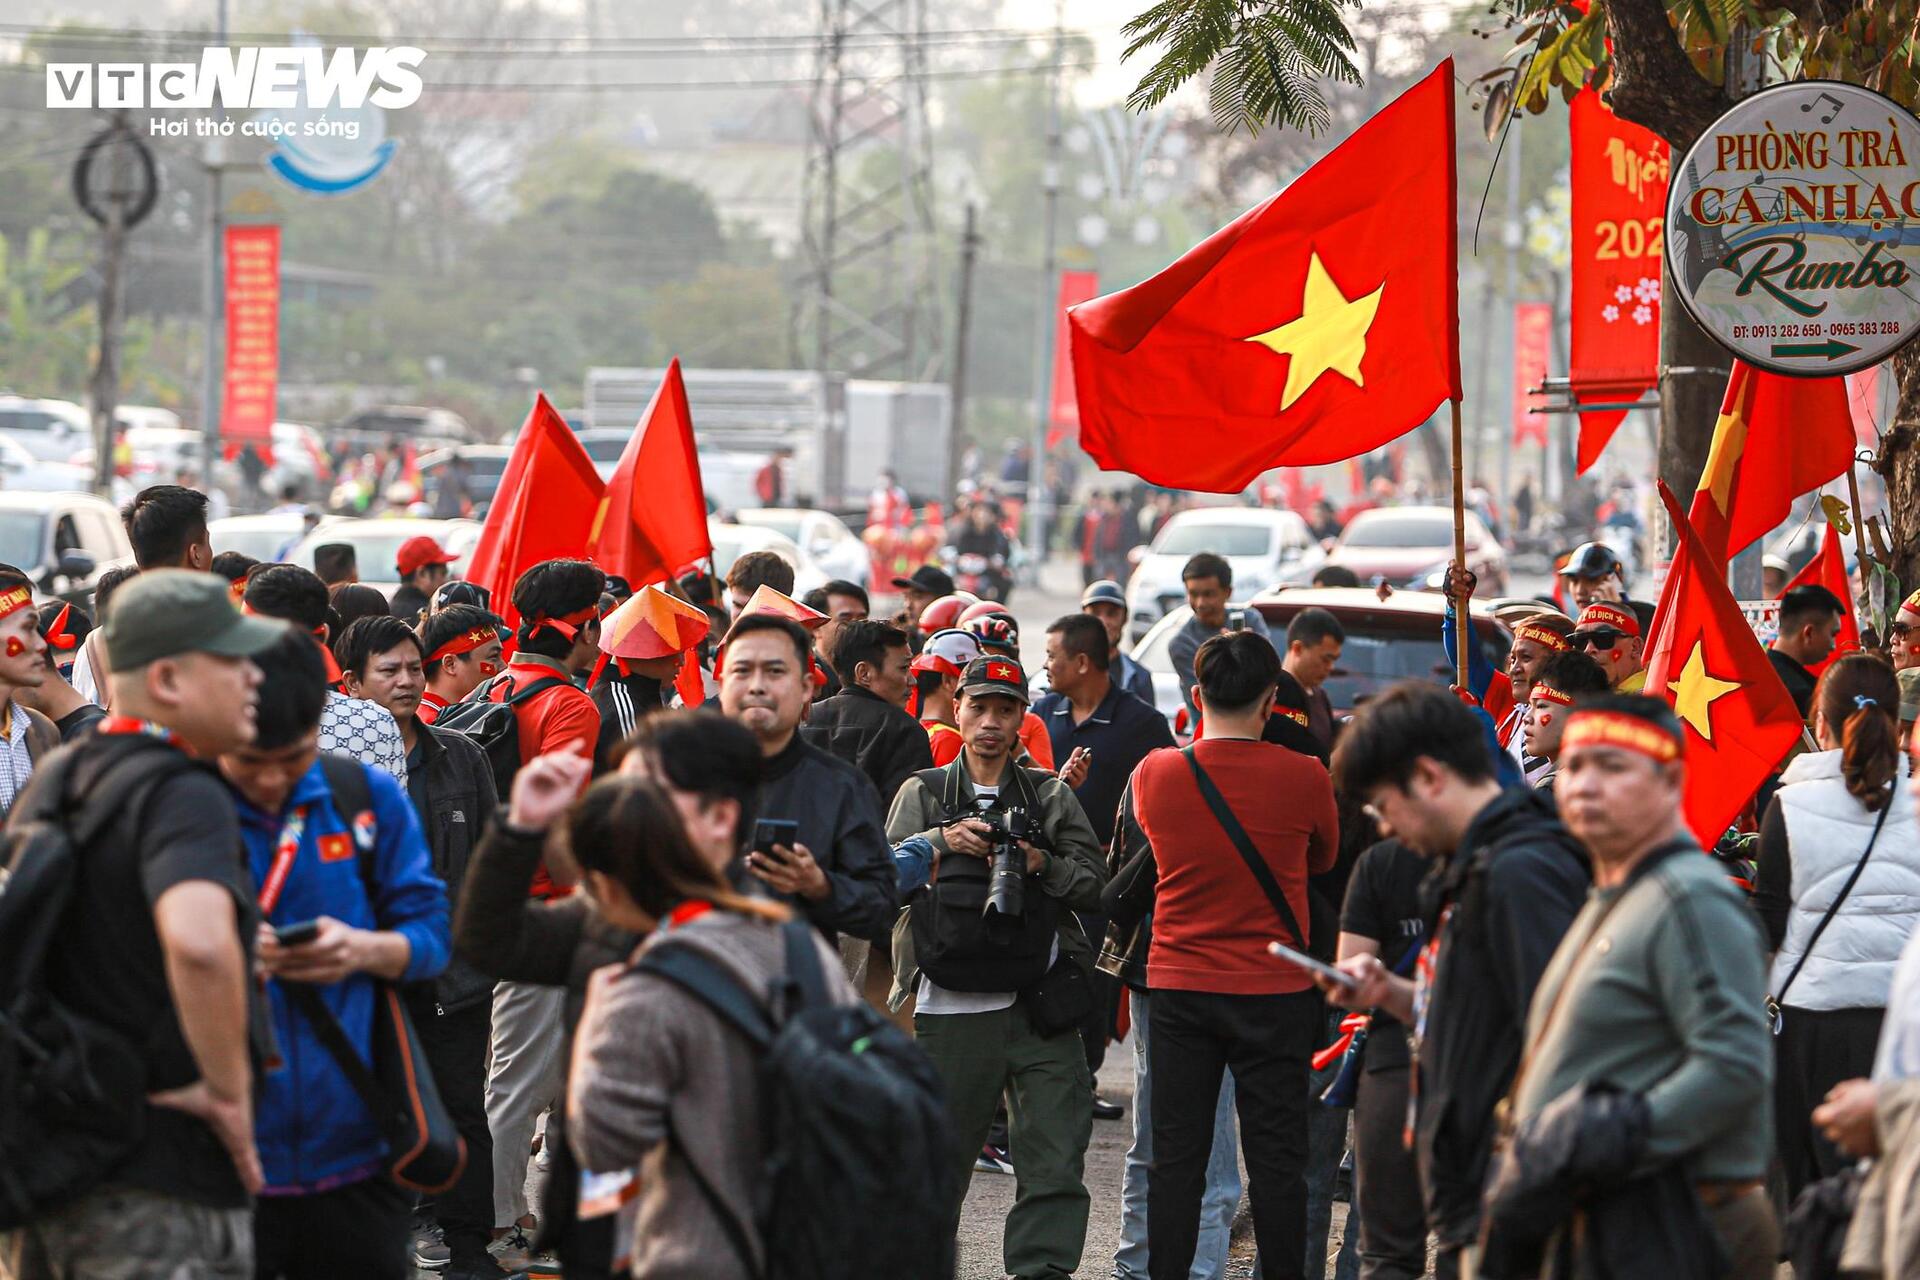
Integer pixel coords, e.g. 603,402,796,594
1770,750,1920,1012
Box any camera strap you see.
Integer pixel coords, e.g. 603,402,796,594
1181,746,1308,952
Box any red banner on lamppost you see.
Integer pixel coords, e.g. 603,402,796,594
1569,87,1667,472
1046,269,1100,448
221,225,280,463
1513,301,1552,448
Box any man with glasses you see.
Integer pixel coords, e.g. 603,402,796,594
1891,590,1920,673
1567,601,1645,692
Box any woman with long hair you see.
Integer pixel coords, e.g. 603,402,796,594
1755,653,1919,1199
564,774,857,1279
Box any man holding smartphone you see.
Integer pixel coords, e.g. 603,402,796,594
719,613,896,943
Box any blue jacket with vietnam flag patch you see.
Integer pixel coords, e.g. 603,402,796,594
239,753,450,1195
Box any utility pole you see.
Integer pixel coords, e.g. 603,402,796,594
85,113,135,498
201,0,229,480
1024,2,1064,572
948,202,980,501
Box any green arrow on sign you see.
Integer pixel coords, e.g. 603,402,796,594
1770,338,1861,361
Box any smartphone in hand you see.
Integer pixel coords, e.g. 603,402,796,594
274,919,322,947
753,819,799,858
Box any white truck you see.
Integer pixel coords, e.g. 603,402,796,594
583,367,950,513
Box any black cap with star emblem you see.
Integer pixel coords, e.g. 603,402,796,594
959,655,1029,705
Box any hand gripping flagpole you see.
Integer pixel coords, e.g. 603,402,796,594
1449,397,1468,688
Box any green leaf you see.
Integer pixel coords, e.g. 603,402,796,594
1124,0,1360,134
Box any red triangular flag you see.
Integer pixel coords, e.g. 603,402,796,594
589,358,712,585
1067,61,1459,493
1687,361,1854,564
1778,522,1860,676
1644,481,1806,844
465,393,605,630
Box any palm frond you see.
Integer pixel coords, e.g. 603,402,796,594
1125,0,1361,135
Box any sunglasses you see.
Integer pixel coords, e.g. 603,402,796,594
1570,628,1625,650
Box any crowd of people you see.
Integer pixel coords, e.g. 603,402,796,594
6,478,1920,1280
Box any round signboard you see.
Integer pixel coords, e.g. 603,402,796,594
1665,80,1920,377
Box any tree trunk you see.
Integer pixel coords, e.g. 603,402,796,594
1876,345,1920,594
1655,259,1730,550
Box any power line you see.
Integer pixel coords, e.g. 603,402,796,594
0,21,1101,50
429,61,1096,92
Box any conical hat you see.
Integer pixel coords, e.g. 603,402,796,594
598,585,710,661
733,583,828,632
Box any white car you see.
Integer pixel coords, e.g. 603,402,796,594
0,435,93,494
210,511,344,564
732,508,869,590
708,520,827,600
286,517,483,597
0,395,91,462
1125,507,1321,641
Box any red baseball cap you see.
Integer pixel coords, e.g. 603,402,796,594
396,535,459,578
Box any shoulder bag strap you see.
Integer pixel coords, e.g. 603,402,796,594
504,675,571,707
633,943,776,1051
1181,745,1307,951
284,983,387,1117
1768,795,1894,1030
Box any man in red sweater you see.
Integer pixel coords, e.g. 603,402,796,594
1106,630,1337,1280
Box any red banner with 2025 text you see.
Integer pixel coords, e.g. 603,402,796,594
221,225,280,464
1569,88,1667,472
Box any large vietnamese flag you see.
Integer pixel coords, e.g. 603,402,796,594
1778,521,1860,676
1644,481,1806,844
465,393,605,629
1687,361,1854,564
1068,61,1459,493
588,358,712,586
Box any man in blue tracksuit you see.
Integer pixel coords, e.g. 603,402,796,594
218,627,451,1280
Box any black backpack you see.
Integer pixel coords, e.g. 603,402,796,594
0,740,196,1229
637,919,956,1280
432,673,569,801
906,763,1059,994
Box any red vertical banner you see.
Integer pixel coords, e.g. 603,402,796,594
1568,88,1667,472
221,225,281,463
1512,302,1552,448
1846,363,1883,447
1046,269,1100,448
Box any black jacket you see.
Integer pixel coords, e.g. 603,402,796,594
1480,1083,1721,1280
801,685,934,812
403,723,498,1014
390,583,430,625
590,672,668,774
757,732,899,944
1414,786,1590,1247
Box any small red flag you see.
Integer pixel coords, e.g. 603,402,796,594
1687,361,1854,564
1644,481,1805,844
1778,521,1860,676
465,393,605,630
1067,61,1460,493
589,358,713,586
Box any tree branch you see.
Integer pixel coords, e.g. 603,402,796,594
1600,0,1733,149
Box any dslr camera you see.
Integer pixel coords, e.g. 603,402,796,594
977,808,1030,930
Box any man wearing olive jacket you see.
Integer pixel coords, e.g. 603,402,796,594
886,655,1107,1280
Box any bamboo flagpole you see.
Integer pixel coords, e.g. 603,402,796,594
1450,397,1469,688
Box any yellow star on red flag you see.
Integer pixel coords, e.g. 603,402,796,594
1243,252,1385,410
1665,642,1742,741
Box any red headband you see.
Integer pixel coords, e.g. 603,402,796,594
42,604,77,652
528,605,598,641
240,603,342,684
1576,602,1640,638
1514,622,1571,653
1531,683,1575,708
428,626,497,666
0,585,31,623
1562,710,1682,763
